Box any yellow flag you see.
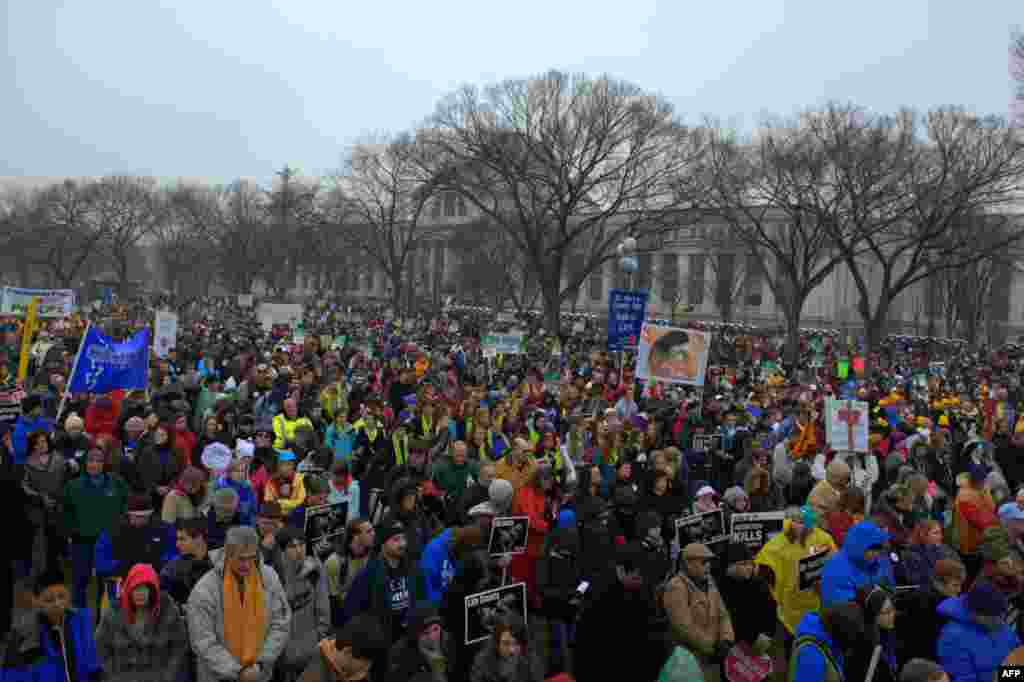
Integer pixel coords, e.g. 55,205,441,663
17,297,40,383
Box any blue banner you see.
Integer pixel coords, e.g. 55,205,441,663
69,327,150,394
607,288,649,351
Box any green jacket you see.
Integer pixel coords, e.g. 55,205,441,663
432,460,479,500
63,474,128,540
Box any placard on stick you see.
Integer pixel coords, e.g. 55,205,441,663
675,509,728,548
464,582,528,645
488,516,529,556
303,501,348,561
729,512,785,553
798,548,830,591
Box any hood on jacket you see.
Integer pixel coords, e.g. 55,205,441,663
841,521,889,569
120,563,161,623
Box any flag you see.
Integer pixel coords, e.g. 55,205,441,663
68,326,150,394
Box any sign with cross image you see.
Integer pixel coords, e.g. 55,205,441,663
825,398,868,453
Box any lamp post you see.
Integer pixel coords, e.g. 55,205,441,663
616,235,640,383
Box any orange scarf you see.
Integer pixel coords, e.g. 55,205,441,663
222,569,268,668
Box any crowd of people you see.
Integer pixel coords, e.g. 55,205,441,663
0,294,1021,682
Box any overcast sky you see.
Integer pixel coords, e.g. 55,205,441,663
3,0,1019,187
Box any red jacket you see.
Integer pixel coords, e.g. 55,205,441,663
512,485,550,560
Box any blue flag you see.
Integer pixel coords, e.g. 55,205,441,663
69,326,150,394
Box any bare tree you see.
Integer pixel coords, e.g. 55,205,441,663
160,184,222,297
89,176,167,293
807,105,1024,353
0,180,109,289
421,70,707,335
327,134,435,316
264,166,322,298
447,218,534,312
212,180,273,295
698,123,851,364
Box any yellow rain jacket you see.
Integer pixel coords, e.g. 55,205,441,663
754,521,837,635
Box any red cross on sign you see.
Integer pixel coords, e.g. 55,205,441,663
836,401,861,450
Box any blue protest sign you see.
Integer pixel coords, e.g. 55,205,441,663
607,289,649,351
68,326,150,394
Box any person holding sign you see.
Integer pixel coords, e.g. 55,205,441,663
663,542,735,679
754,506,837,659
820,520,893,608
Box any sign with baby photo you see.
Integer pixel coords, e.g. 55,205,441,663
488,516,530,556
464,582,528,645
675,509,727,548
303,501,348,561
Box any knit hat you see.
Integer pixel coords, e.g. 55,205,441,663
980,525,1013,563
64,415,84,432
900,659,946,682
967,580,1009,617
125,416,145,432
378,521,406,547
722,486,749,510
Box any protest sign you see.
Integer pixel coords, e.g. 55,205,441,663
0,287,75,318
482,333,523,356
729,512,785,552
692,434,722,453
636,324,710,386
153,310,178,359
798,548,830,591
488,516,530,556
607,289,648,351
825,398,869,453
725,643,774,682
464,582,528,645
675,509,727,547
304,501,348,561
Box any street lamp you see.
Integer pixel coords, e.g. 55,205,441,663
617,235,639,290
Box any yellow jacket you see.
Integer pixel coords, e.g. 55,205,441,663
272,413,314,449
264,472,307,514
754,522,837,634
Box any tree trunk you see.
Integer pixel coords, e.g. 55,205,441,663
781,299,805,368
541,278,562,337
862,303,890,357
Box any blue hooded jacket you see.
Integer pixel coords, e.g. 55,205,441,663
820,521,893,608
419,528,457,607
792,611,845,682
937,595,1021,682
1,608,102,682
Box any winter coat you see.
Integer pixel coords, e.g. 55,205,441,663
954,484,998,556
536,528,582,621
134,443,182,499
895,585,949,665
512,484,550,561
212,476,257,525
790,611,845,682
273,555,331,671
159,553,214,607
94,566,189,682
186,547,292,682
901,542,959,587
754,523,837,635
22,454,67,529
937,595,1021,682
574,581,665,682
95,518,174,583
63,472,129,541
0,608,102,682
339,555,428,642
420,529,459,607
820,521,894,608
663,572,735,659
718,568,776,646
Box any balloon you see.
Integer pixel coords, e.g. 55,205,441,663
619,256,638,273
616,243,625,256
622,237,637,251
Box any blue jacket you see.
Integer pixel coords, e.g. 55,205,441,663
419,529,457,607
325,424,358,460
937,596,1021,682
212,477,257,525
12,415,53,465
792,611,845,682
820,521,893,607
94,521,175,604
1,608,102,682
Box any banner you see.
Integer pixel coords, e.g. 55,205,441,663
636,323,710,386
482,333,523,357
607,289,648,351
464,582,528,645
68,326,150,394
153,310,178,360
1,287,75,318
